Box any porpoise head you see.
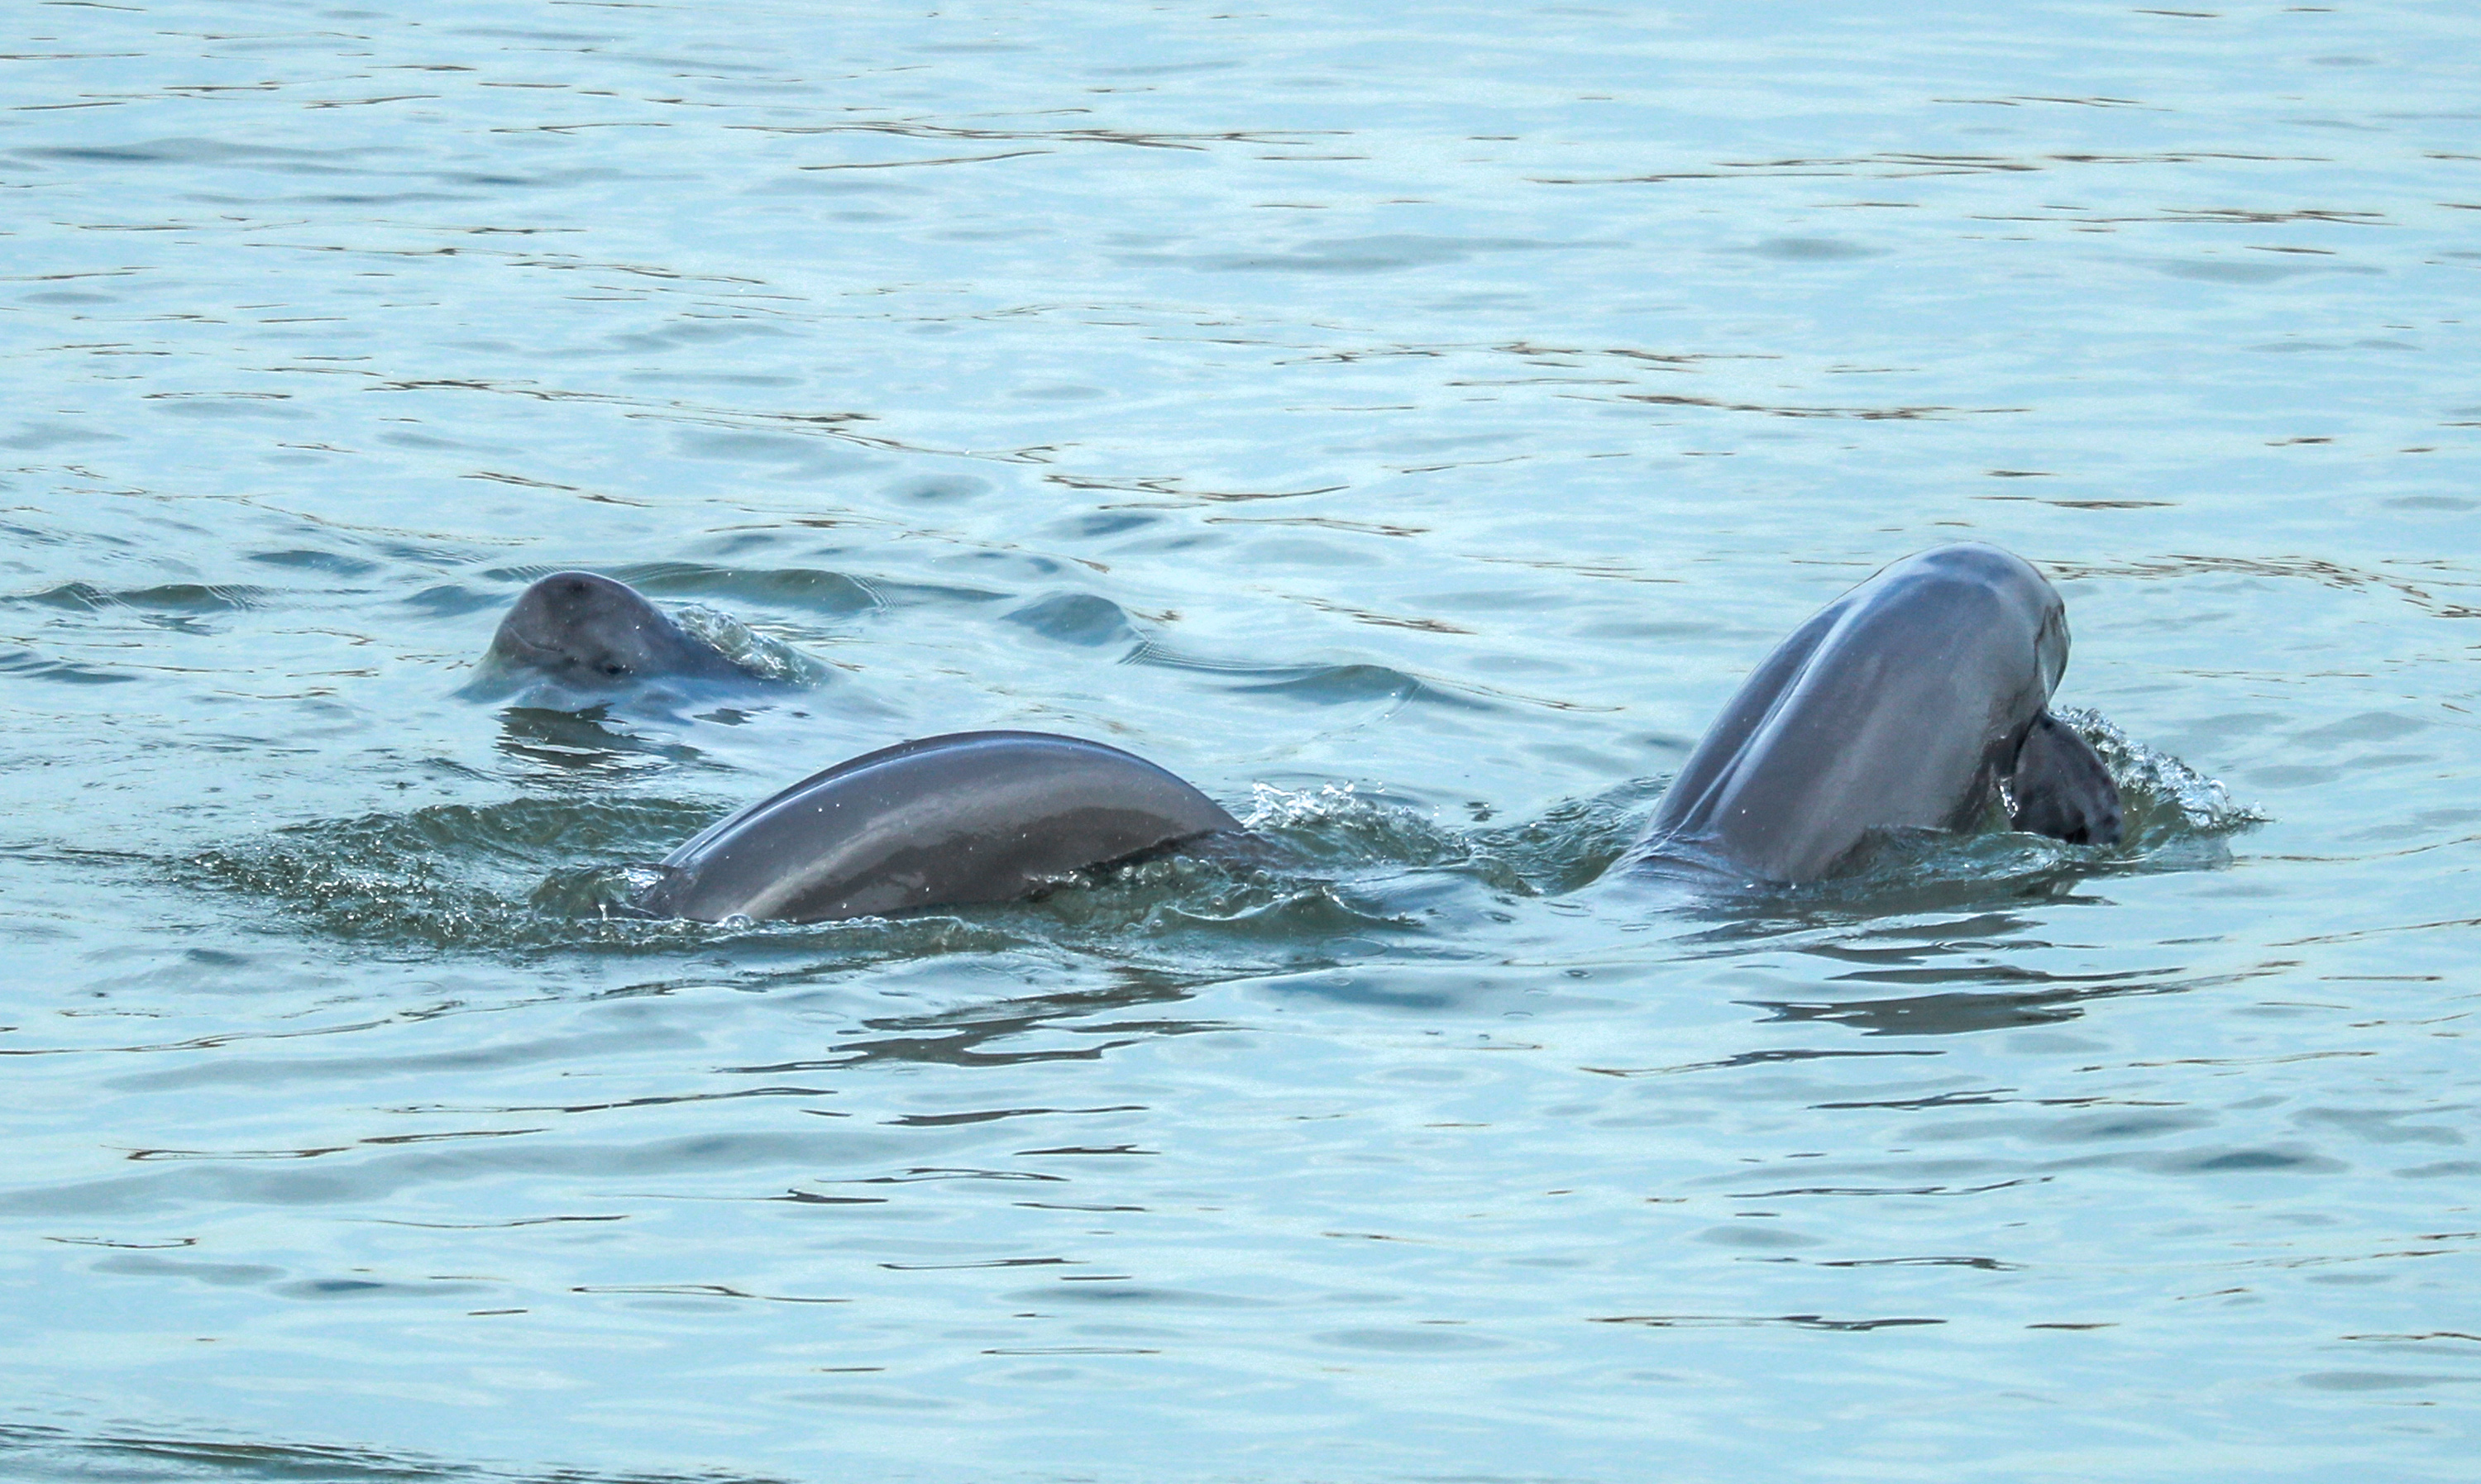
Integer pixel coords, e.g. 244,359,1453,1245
1636,541,2102,884
476,571,748,693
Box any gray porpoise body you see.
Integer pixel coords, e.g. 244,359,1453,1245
478,571,754,692
637,730,1245,923
1633,542,2121,884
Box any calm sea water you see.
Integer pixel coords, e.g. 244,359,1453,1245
2,2,2476,1480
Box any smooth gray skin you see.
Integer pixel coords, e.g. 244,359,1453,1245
1633,543,2122,884
476,571,754,693
637,730,1245,923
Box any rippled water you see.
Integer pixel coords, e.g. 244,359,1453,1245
3,2,2477,1480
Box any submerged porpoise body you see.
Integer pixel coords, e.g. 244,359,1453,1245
1633,543,2121,883
637,730,1244,923
472,571,758,696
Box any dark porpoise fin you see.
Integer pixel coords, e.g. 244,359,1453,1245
636,730,1245,923
2009,710,2123,846
1633,543,2087,884
471,571,758,696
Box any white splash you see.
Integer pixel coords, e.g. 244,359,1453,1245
1242,780,1361,829
2055,706,2263,833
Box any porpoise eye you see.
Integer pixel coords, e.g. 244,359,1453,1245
600,661,628,677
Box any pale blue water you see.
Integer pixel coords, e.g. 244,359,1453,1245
2,1,2476,1480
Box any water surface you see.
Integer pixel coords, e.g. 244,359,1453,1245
2,2,2476,1480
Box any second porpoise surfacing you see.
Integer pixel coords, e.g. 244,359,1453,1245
466,571,768,701
1631,542,2122,884
636,730,1245,923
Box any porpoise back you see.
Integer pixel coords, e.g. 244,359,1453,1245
638,730,1244,923
1637,543,2115,882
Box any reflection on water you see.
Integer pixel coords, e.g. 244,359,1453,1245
2,0,2478,1480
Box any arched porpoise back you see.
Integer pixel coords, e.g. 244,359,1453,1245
638,730,1244,923
1636,543,2115,882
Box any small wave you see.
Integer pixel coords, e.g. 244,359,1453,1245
1465,783,1666,895
0,647,136,685
185,797,721,952
0,1420,738,1484
1131,647,1489,712
609,561,883,618
11,580,269,614
1242,781,1465,866
1230,661,1486,709
1002,591,1140,648
1025,851,1424,944
667,603,830,685
1244,778,1653,897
